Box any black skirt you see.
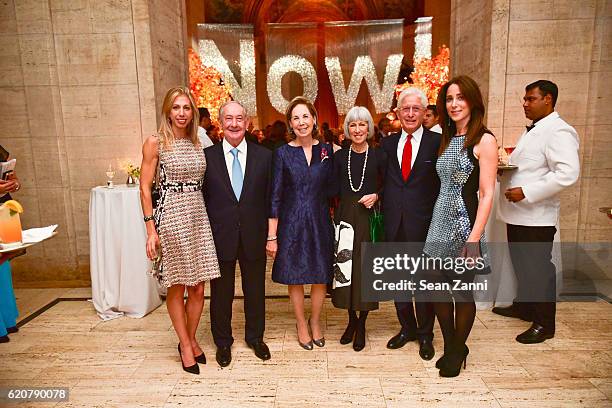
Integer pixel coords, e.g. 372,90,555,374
331,192,379,311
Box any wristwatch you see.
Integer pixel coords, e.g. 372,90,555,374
143,215,154,222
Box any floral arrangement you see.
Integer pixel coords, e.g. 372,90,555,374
126,164,140,179
118,160,141,178
188,48,232,124
395,45,450,105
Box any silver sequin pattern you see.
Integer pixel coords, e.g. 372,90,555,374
267,55,318,113
424,136,489,265
325,55,402,115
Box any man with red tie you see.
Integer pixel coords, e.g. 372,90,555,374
380,87,441,360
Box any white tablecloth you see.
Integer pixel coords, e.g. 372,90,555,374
89,185,162,320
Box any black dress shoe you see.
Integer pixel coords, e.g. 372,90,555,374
386,332,417,349
0,335,9,343
178,344,199,375
515,323,554,344
6,326,18,334
216,346,232,367
248,341,271,361
492,305,531,321
418,339,435,360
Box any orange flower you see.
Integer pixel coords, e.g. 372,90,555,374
188,48,232,124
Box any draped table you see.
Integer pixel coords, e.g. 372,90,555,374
475,183,562,309
89,185,162,320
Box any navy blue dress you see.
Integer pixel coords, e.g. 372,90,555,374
270,142,334,285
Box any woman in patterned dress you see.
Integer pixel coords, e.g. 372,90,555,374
140,87,220,375
266,97,334,350
423,76,497,377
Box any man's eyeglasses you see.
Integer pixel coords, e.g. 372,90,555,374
397,106,424,115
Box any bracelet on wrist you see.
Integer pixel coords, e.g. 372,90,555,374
143,215,154,222
266,236,277,241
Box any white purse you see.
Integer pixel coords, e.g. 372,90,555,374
333,221,354,289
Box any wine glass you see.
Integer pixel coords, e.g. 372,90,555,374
106,164,115,188
504,146,516,155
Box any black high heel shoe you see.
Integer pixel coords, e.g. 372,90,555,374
439,344,468,377
340,320,356,345
296,324,313,350
436,344,469,369
178,344,200,375
308,318,325,347
194,351,206,364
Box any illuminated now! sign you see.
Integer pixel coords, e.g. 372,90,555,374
197,20,414,116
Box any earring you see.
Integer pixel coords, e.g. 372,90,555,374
313,123,318,133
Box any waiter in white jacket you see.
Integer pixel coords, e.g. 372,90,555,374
494,80,580,344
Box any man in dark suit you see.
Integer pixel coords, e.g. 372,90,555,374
380,87,441,361
203,100,272,367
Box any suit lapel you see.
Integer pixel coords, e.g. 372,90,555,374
240,142,257,202
511,128,532,162
388,132,403,177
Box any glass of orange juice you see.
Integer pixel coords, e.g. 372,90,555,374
0,200,23,248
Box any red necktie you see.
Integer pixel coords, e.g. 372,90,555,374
401,134,413,181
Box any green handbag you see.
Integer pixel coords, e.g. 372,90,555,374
369,204,384,243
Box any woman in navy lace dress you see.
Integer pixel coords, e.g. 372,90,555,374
267,97,334,350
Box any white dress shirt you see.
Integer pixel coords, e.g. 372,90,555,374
497,111,580,226
198,126,214,149
397,125,423,170
430,123,442,133
222,137,247,180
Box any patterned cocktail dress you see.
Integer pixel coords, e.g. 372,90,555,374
153,137,220,287
423,135,490,276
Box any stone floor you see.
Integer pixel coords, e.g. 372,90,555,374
1,287,611,407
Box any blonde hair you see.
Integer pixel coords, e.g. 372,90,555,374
344,106,375,141
158,86,200,150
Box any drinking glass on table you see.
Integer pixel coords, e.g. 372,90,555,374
105,164,115,188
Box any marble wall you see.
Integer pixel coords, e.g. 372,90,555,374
451,0,612,247
1,0,609,286
0,0,187,286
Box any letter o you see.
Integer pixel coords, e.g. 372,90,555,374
267,55,318,113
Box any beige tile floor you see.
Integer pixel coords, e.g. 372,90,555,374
1,288,611,407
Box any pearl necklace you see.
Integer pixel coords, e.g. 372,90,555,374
348,145,368,193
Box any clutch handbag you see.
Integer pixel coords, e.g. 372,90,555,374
369,202,384,243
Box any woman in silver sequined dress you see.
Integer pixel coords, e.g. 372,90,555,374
423,76,497,377
140,87,220,375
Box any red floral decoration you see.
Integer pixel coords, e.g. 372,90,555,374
188,48,231,124
395,45,450,105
